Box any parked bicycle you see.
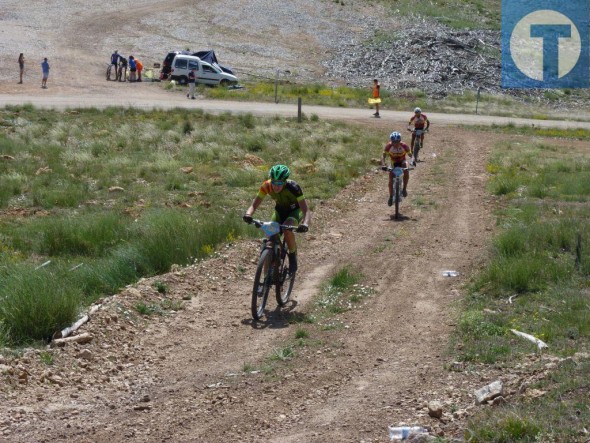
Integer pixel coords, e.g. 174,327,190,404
248,219,300,320
106,63,115,81
383,165,414,220
408,128,427,163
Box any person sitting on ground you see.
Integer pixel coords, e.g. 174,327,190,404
407,107,430,153
243,165,311,275
381,131,414,204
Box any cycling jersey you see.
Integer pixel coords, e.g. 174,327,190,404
409,114,428,129
372,83,380,98
257,179,305,213
384,141,411,163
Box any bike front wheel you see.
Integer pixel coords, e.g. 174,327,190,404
252,248,273,320
275,255,295,306
394,178,401,219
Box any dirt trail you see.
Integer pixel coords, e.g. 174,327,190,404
0,123,498,442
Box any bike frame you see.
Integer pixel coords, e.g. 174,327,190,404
249,220,298,320
386,165,414,220
410,128,426,162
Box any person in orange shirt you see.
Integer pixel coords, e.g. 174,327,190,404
135,58,143,82
371,78,381,118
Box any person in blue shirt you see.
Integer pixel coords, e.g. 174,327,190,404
128,55,137,82
41,58,50,89
110,51,119,73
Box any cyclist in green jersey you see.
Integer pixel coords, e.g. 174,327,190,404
243,165,311,274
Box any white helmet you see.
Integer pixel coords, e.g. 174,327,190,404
389,131,402,142
414,107,422,113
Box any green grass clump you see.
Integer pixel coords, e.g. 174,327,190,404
330,266,361,289
0,265,81,343
456,135,590,439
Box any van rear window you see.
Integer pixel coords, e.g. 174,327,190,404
188,60,199,70
174,59,188,69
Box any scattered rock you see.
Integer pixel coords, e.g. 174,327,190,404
76,349,93,360
474,380,503,405
491,396,506,406
428,401,443,419
35,166,52,175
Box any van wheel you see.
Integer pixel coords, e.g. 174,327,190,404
178,76,188,85
220,79,229,87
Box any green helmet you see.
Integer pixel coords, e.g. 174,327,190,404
269,164,290,181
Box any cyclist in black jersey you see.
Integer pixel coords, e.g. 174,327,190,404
243,164,311,274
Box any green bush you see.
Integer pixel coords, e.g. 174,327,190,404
0,265,81,343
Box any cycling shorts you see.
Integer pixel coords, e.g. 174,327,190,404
392,161,408,169
272,207,303,225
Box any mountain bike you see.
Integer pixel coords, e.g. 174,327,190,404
106,63,115,81
409,128,427,163
384,165,414,220
117,63,127,82
248,219,299,320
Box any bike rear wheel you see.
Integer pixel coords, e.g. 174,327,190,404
275,251,295,306
252,248,273,320
413,138,421,163
394,178,401,219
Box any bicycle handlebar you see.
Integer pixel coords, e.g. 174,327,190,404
251,219,299,231
383,166,415,172
407,128,428,133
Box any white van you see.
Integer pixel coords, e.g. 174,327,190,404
169,54,238,86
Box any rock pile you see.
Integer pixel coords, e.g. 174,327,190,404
324,18,502,98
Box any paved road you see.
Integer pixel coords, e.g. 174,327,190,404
1,93,588,129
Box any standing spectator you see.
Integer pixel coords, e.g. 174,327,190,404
135,58,143,82
118,56,128,82
41,58,50,89
371,78,381,118
18,53,24,84
128,56,137,82
187,68,197,99
110,50,120,79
